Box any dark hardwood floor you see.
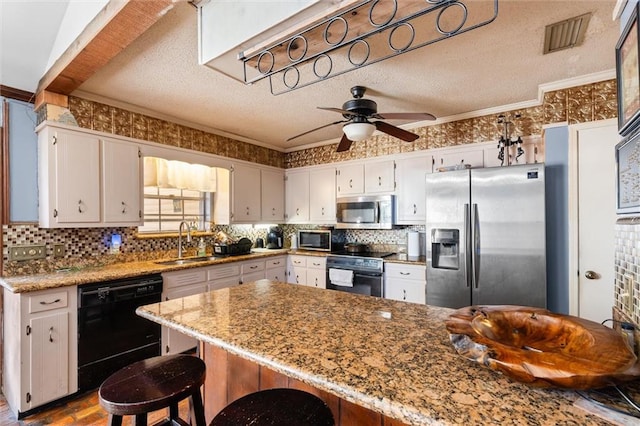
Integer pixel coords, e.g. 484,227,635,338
0,390,190,425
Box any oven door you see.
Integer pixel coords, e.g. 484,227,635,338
326,270,382,297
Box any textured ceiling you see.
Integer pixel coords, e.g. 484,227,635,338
72,1,619,151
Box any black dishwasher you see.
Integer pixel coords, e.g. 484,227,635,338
77,274,163,391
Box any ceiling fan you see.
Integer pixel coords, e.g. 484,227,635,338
287,86,436,152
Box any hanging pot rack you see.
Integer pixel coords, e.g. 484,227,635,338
239,0,499,95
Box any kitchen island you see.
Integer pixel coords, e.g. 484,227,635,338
136,280,611,425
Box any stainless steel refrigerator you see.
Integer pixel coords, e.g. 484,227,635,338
425,163,546,309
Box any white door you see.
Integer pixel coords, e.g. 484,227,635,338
570,119,619,323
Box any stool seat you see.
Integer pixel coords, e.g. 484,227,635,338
99,354,206,426
210,388,334,426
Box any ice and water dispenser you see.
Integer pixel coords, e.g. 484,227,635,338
430,229,460,270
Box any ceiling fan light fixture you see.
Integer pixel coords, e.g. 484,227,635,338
343,122,375,141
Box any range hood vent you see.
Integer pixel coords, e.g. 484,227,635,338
543,12,591,54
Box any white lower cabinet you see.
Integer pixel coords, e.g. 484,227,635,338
3,286,78,417
207,263,241,290
287,255,326,288
265,256,287,282
287,255,307,284
161,269,208,355
240,259,265,284
306,257,327,289
384,263,426,304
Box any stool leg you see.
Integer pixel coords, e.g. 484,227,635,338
189,390,206,426
169,402,179,420
135,413,147,426
108,414,123,426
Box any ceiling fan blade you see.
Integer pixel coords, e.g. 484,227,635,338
318,106,357,117
336,134,353,152
373,121,419,142
373,112,436,120
286,120,348,141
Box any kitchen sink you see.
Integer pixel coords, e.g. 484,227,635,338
155,256,225,266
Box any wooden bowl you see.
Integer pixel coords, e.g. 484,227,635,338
445,305,640,389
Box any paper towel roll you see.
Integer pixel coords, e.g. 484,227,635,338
407,231,420,258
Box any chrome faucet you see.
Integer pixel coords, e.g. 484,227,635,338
178,221,192,259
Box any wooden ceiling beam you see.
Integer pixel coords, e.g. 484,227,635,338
35,0,179,109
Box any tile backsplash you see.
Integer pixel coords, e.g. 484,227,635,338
2,223,424,276
614,218,640,326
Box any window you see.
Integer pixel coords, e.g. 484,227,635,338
139,187,211,233
139,156,217,233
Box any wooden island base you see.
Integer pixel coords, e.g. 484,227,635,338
201,343,407,426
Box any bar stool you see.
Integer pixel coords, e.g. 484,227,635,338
210,388,334,426
99,354,207,426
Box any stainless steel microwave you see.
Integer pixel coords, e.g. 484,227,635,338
297,229,333,252
335,195,395,229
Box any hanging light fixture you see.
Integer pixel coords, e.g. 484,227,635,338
342,122,375,141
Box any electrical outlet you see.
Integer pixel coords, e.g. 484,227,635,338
8,245,46,261
53,244,65,258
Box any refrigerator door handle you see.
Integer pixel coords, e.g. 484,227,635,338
472,203,480,289
464,203,471,289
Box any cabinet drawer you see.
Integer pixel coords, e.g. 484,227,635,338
29,290,68,313
288,255,307,267
208,264,241,280
384,264,426,281
163,269,207,288
307,257,326,269
266,256,286,269
242,260,265,274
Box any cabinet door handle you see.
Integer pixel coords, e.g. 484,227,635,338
272,261,281,265
121,201,127,214
349,179,353,188
413,204,417,214
49,326,54,343
272,207,276,215
378,176,382,186
312,262,321,266
296,208,300,215
296,275,300,284
250,265,258,269
78,200,84,213
246,207,250,215
315,277,318,286
321,207,325,215
403,290,407,301
40,298,61,305
400,272,410,276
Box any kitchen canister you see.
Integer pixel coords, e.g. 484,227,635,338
407,231,420,258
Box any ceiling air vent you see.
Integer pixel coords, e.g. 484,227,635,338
543,12,591,54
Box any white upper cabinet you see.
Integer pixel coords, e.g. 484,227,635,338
336,163,364,196
336,161,395,197
261,169,285,222
47,128,101,225
285,169,310,223
433,148,484,171
364,159,395,193
37,124,142,228
102,138,142,224
309,167,336,224
396,155,432,225
231,164,262,223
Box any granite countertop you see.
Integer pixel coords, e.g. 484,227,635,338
0,249,289,293
137,281,610,426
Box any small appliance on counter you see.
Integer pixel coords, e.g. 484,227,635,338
266,226,283,249
297,229,345,252
255,238,264,248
